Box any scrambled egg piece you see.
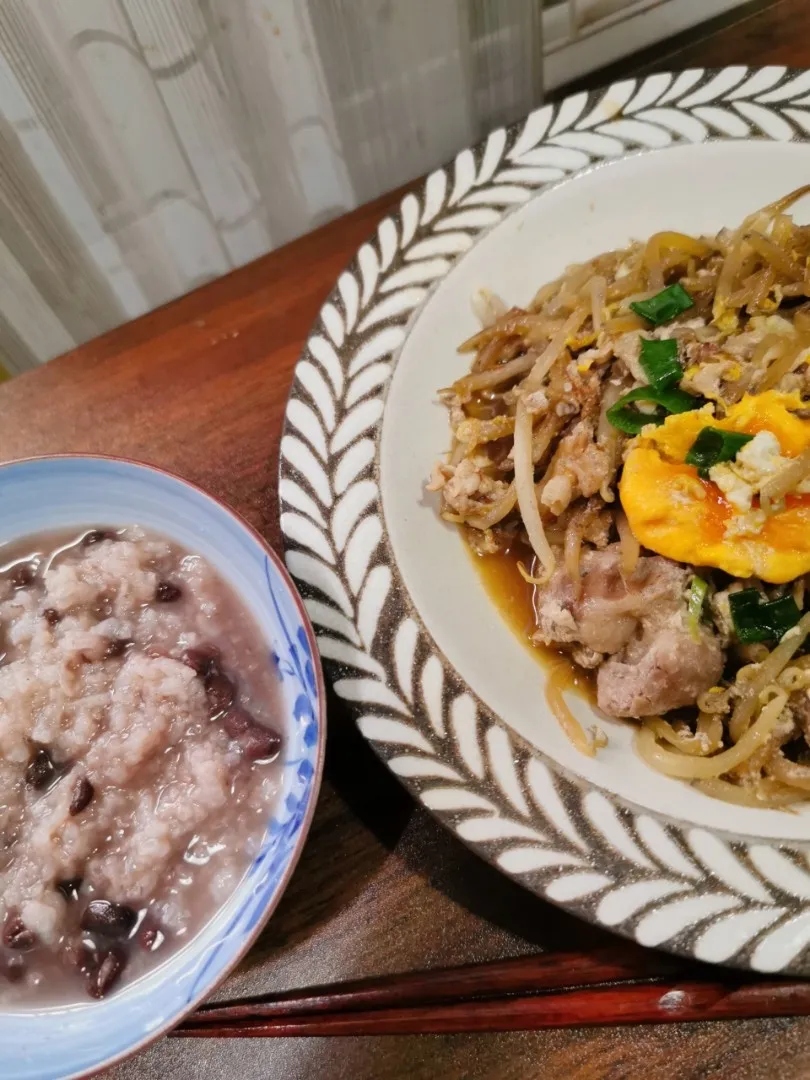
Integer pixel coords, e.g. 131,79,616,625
713,308,739,335
710,431,788,511
567,330,597,352
681,357,741,402
620,391,810,583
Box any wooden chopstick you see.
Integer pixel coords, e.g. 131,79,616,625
175,976,810,1037
175,946,800,1038
182,946,687,1028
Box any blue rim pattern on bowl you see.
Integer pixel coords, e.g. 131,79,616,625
0,456,325,1080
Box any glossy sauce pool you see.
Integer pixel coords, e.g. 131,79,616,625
464,537,596,705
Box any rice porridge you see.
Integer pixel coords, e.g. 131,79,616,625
0,526,284,1002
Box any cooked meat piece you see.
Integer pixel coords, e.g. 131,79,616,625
533,544,725,717
565,366,604,423
653,316,707,343
684,340,723,367
453,414,516,450
776,370,805,394
737,709,797,788
681,340,752,403
613,323,707,387
533,544,687,656
429,455,509,517
612,332,644,381
790,690,810,744
565,427,611,499
523,389,549,415
582,510,611,548
572,339,612,372
539,421,611,517
681,360,730,400
708,587,737,646
571,644,604,669
541,474,574,517
554,498,612,549
596,613,724,718
463,525,514,556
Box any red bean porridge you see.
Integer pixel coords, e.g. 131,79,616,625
0,526,284,1002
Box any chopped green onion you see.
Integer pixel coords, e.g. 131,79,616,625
729,588,802,644
639,337,682,390
686,576,708,643
630,283,695,326
684,427,754,478
606,386,702,435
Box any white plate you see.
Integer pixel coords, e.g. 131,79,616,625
281,67,810,973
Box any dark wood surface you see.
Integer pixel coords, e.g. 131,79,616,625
3,2,810,1076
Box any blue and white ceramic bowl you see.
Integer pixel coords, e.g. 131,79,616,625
0,455,325,1080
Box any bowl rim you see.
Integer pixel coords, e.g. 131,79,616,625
0,452,327,1078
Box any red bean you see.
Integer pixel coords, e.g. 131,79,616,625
183,646,221,677
242,726,282,762
69,776,94,816
25,748,57,791
3,913,36,951
43,608,61,626
92,593,114,619
103,638,132,659
63,940,97,977
138,924,165,953
1,954,25,983
86,948,126,999
155,581,182,603
222,709,282,761
80,900,137,940
222,707,251,738
205,672,235,717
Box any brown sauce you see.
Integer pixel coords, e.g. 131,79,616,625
463,535,597,705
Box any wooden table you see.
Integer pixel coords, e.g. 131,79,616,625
2,2,809,1076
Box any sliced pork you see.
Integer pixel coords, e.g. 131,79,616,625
539,421,611,517
533,545,725,717
596,612,724,718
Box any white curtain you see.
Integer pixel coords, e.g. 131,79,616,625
0,0,544,373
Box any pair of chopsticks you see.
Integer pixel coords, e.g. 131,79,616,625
175,945,810,1038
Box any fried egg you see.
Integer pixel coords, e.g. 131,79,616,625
620,391,810,583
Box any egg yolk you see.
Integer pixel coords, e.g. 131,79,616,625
619,391,810,583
